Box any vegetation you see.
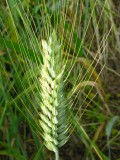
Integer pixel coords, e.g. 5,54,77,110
0,0,120,160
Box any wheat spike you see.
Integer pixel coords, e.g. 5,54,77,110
39,30,68,155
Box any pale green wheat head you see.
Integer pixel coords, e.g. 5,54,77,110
39,30,68,152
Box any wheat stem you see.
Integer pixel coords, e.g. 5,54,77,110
55,149,59,160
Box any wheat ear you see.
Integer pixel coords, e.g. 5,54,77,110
39,30,68,159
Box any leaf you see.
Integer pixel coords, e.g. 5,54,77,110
106,116,119,138
50,0,70,12
0,142,26,160
0,38,42,64
70,111,109,160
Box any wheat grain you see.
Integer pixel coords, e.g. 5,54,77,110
39,30,68,157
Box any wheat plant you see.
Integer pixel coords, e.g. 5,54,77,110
0,0,119,160
39,30,68,159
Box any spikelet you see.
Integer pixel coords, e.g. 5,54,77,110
39,30,68,152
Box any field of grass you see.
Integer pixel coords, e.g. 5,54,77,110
0,0,120,160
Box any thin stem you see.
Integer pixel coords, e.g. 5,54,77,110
107,137,111,160
55,149,59,160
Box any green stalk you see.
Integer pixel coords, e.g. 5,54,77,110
55,149,59,160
